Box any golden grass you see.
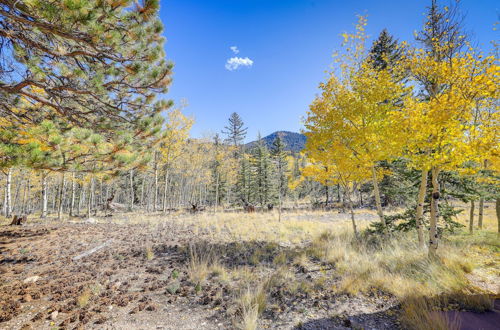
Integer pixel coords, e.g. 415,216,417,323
29,203,497,328
401,296,461,330
187,243,216,285
77,288,92,308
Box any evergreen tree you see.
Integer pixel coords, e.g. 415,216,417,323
222,112,248,152
369,29,401,70
272,135,288,220
0,0,172,129
210,134,227,209
250,134,275,207
236,155,252,204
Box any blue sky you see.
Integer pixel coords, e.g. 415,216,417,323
160,0,499,142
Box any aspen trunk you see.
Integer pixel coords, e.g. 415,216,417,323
86,177,93,219
69,172,76,216
21,178,28,214
415,170,428,248
371,166,385,229
349,198,359,240
78,184,85,216
26,177,31,214
41,172,48,218
129,169,134,211
478,197,484,229
57,172,66,221
12,174,20,215
214,172,219,213
5,168,12,217
162,169,170,213
429,167,440,257
153,155,158,211
345,186,359,239
469,200,475,234
22,177,30,214
496,198,500,236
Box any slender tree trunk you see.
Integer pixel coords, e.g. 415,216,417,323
348,195,359,240
57,172,66,221
153,156,158,212
429,167,440,257
416,170,428,248
26,177,31,214
214,171,219,213
478,197,484,229
496,198,500,236
78,184,85,216
86,177,93,219
21,178,28,214
162,169,170,213
12,175,20,215
5,168,12,217
129,169,134,212
41,172,48,218
278,189,282,222
371,166,385,229
469,200,475,234
69,172,76,216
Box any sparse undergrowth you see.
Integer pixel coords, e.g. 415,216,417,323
0,207,498,329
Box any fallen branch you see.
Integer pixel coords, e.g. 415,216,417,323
72,240,113,261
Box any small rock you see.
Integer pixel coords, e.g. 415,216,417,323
23,294,32,302
23,276,40,283
50,311,58,320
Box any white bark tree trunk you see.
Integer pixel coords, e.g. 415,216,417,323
415,170,428,248
41,172,48,218
57,172,66,220
429,167,440,257
478,197,484,229
5,168,12,217
469,200,475,234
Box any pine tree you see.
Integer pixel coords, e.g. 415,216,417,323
0,0,172,130
236,155,252,204
222,112,248,153
369,29,401,70
272,135,288,220
250,134,275,207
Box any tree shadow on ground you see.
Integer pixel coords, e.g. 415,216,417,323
292,306,400,330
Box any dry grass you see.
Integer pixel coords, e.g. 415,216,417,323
401,296,461,330
187,243,217,285
77,288,92,308
145,245,154,260
61,203,498,328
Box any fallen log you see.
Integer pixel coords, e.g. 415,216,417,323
72,240,112,261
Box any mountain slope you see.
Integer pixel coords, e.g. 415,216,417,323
245,131,306,153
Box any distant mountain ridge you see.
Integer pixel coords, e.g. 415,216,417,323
245,131,306,153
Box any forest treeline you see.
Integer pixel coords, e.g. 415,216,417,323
0,1,498,258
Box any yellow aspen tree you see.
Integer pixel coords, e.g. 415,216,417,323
304,16,408,230
158,109,193,212
396,45,499,256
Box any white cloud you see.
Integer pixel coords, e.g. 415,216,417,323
230,46,239,54
225,56,254,71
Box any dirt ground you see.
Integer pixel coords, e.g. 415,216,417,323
0,210,497,329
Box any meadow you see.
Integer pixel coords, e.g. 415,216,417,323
0,203,498,329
